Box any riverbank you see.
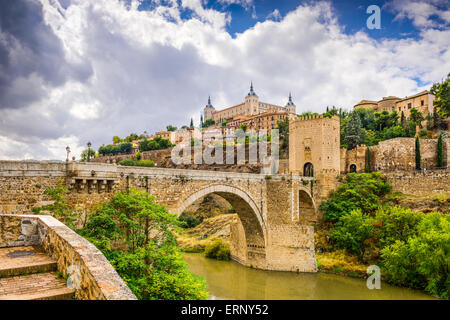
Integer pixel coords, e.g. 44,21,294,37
183,252,436,300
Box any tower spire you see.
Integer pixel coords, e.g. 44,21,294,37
247,81,256,96
287,92,295,106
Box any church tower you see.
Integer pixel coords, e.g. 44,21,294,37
286,92,296,115
203,96,215,121
244,82,259,115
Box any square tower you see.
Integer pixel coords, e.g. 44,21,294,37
289,115,341,198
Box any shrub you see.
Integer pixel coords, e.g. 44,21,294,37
320,172,391,222
437,134,443,167
381,213,450,299
330,210,377,259
79,188,209,300
330,206,424,261
204,239,230,261
119,159,155,167
415,137,421,169
139,137,173,152
98,143,132,156
179,211,203,228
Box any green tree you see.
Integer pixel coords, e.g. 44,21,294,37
319,172,391,222
79,189,209,300
409,108,425,128
113,136,122,144
381,213,450,299
430,72,450,117
415,136,421,170
375,111,397,131
166,125,177,132
344,111,365,149
277,117,289,150
437,134,443,168
365,147,371,173
400,111,406,128
190,118,194,128
203,118,215,128
80,149,96,161
124,133,139,143
32,181,78,229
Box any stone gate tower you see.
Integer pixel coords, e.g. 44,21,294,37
289,114,341,201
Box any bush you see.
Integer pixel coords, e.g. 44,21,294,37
330,207,424,260
139,137,173,152
204,239,230,261
119,159,155,167
179,211,203,228
381,213,450,299
330,210,377,259
320,172,391,222
79,188,209,300
98,143,132,156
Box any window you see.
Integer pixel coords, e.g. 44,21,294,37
408,103,412,109
421,100,424,106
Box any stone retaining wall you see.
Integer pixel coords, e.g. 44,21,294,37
0,214,136,300
383,169,450,196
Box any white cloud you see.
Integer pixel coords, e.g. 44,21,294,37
266,9,281,21
386,0,450,28
0,0,449,160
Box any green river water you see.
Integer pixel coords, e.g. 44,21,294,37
183,253,437,300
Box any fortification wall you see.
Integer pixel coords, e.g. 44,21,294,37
383,169,450,196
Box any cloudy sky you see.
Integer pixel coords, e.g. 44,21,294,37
0,0,449,160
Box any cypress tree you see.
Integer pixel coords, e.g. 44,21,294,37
437,134,443,168
415,136,421,170
365,147,371,173
401,111,406,128
190,118,194,128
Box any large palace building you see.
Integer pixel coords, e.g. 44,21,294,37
353,90,436,118
203,83,296,125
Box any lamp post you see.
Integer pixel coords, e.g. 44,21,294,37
87,142,92,162
65,146,71,162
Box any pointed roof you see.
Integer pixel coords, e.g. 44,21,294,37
286,92,295,106
247,81,257,97
205,95,214,108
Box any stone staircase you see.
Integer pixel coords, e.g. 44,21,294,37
0,246,75,300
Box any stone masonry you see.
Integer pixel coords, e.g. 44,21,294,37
0,160,318,273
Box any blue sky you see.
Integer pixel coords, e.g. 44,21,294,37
0,0,449,159
135,0,448,39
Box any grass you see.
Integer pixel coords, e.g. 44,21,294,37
316,250,368,278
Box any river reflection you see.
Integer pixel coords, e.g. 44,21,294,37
183,253,436,300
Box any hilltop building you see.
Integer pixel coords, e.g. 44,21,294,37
354,90,436,118
203,83,296,126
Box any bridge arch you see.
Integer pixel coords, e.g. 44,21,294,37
175,184,266,266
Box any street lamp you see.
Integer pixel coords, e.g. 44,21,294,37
87,142,92,162
65,146,71,162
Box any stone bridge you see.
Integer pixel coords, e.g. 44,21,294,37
0,161,318,272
